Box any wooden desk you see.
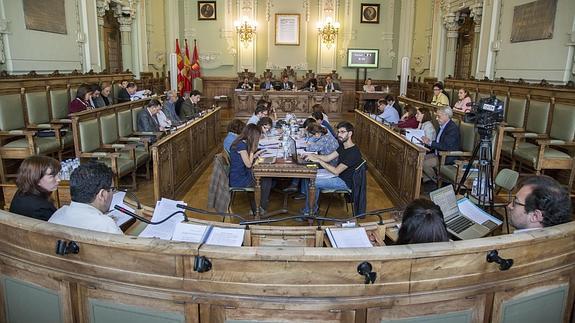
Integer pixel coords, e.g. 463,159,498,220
252,158,317,219
355,91,389,109
151,108,221,201
233,91,343,117
355,110,427,206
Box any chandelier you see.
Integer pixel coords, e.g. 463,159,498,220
234,19,257,47
317,18,340,48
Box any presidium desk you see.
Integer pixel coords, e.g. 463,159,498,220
233,90,343,117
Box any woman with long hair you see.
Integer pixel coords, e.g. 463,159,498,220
396,199,449,245
416,107,437,141
229,124,272,213
453,88,472,112
69,84,94,114
10,156,61,221
398,105,419,129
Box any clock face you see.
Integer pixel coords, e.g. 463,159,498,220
200,4,214,18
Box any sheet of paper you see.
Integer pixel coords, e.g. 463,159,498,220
316,169,337,179
457,198,502,225
295,138,307,148
261,148,282,157
326,227,373,248
138,198,186,239
107,191,133,226
204,227,245,247
297,148,317,155
171,222,210,243
404,129,426,146
258,138,281,147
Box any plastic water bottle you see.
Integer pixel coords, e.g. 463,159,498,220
282,134,290,161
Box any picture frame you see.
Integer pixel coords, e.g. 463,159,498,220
275,14,300,46
360,3,380,24
198,1,216,21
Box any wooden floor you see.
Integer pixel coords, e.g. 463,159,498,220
129,163,396,226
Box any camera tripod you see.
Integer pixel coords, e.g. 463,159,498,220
455,127,495,211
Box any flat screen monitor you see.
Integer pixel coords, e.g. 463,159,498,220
347,49,379,68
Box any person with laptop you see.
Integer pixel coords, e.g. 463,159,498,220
421,106,460,184
396,199,449,245
229,124,273,214
507,175,572,233
301,121,363,215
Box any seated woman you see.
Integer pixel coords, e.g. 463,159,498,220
362,78,377,112
396,199,449,244
10,156,61,221
229,124,272,213
98,82,113,107
430,82,450,106
69,84,94,114
257,117,273,137
305,123,339,166
398,105,419,129
224,119,246,154
453,88,472,112
416,107,437,141
363,78,376,92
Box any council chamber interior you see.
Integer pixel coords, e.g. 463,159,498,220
0,0,574,322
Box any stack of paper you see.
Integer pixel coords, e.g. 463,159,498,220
404,129,426,146
326,227,373,248
138,198,186,239
172,222,245,246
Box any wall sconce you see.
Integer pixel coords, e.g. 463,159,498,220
234,19,257,47
317,18,340,49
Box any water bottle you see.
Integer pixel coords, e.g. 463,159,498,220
282,134,290,160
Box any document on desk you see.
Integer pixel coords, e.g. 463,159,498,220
297,148,317,155
138,198,186,239
404,129,426,146
205,227,245,247
259,138,280,147
326,227,373,248
295,138,307,148
107,191,133,226
457,198,502,225
172,222,211,243
261,148,281,157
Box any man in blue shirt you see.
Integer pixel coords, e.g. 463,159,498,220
374,98,400,124
421,106,461,183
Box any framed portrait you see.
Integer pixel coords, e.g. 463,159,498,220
361,3,380,24
275,14,300,46
198,1,216,20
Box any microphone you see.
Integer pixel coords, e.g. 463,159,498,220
410,136,425,145
175,204,246,222
113,205,188,224
117,189,142,209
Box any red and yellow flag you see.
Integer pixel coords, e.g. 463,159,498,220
190,39,201,83
183,39,192,94
175,39,185,96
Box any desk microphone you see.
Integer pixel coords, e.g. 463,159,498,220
410,136,425,145
113,205,188,224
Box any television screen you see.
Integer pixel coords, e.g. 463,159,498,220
347,49,379,68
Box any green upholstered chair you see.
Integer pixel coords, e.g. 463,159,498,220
444,86,455,104
49,88,75,149
500,96,528,158
112,83,123,104
24,91,68,156
100,113,150,181
76,117,138,189
512,103,575,188
0,93,62,181
437,122,476,187
193,77,204,93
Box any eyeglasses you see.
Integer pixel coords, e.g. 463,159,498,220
512,197,526,207
107,187,118,193
433,88,441,91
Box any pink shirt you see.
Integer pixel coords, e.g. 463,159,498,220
454,96,472,112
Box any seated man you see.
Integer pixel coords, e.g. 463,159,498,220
279,75,294,91
179,90,202,120
117,82,137,103
508,175,572,233
137,99,164,142
260,76,275,91
247,103,268,125
302,121,363,215
323,75,341,93
421,106,460,183
374,98,400,124
236,77,254,90
223,119,246,154
49,162,122,234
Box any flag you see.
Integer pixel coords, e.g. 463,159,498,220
190,39,201,86
175,39,185,96
183,39,192,94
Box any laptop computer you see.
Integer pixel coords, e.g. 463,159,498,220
288,136,316,165
429,185,501,240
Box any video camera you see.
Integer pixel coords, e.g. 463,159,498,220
463,96,504,132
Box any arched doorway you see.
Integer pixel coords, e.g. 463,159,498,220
103,10,122,72
454,11,474,80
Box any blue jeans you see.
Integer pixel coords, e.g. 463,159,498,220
302,177,349,214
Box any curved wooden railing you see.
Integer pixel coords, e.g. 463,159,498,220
0,208,573,322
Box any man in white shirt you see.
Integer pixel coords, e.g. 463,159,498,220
508,175,571,234
374,99,400,124
49,162,123,234
247,103,269,125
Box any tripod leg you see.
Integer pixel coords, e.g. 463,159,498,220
456,141,481,194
